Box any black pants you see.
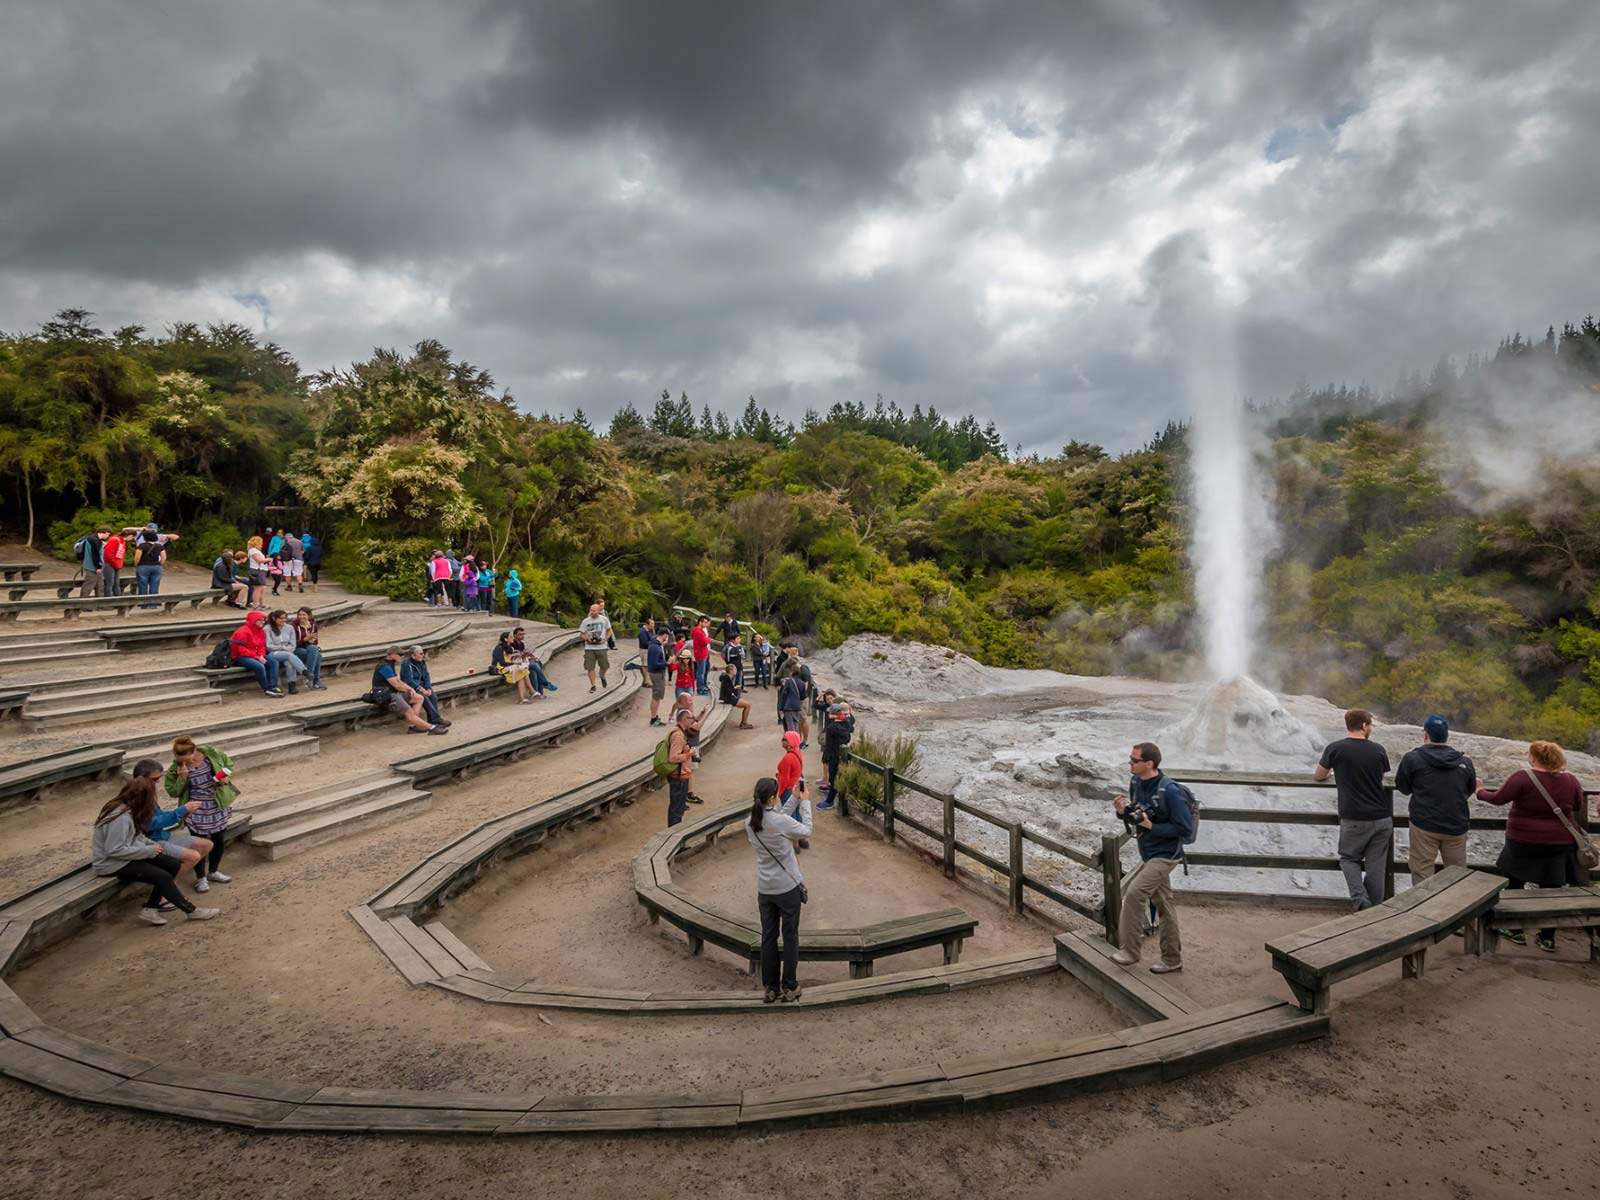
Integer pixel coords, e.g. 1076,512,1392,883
758,885,803,992
115,854,195,913
307,564,320,584
1502,874,1558,941
667,777,689,826
197,829,226,876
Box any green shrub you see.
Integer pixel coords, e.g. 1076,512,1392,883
47,507,152,562
327,532,436,601
167,515,242,568
834,730,921,813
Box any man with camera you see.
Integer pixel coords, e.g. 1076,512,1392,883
1110,741,1192,974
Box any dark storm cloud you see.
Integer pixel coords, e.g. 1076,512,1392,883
1,0,1598,452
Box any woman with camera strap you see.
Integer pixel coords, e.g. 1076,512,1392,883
747,776,812,1004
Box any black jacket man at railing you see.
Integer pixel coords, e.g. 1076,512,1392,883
1393,714,1476,882
1111,741,1193,975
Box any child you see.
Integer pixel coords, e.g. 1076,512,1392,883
267,553,285,597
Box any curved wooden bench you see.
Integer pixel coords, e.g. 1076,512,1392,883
1483,885,1600,959
635,804,978,978
0,588,224,622
4,576,138,601
0,748,125,811
293,629,580,734
0,562,42,581
1266,865,1506,1013
195,618,469,690
96,599,366,650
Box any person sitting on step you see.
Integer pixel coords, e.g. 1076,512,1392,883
400,645,451,727
91,765,220,926
371,645,447,733
263,609,306,694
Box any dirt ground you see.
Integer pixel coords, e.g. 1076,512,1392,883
2,551,1598,1200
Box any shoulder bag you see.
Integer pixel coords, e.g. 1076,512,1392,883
1521,768,1600,870
753,826,809,904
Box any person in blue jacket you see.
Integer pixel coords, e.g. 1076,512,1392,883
502,568,523,618
400,645,451,728
1110,741,1193,974
301,532,323,591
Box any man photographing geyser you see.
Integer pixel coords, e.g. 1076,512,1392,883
1111,741,1193,974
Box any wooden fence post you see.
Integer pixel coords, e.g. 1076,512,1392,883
1100,834,1123,944
1008,822,1024,915
942,792,956,879
882,764,896,843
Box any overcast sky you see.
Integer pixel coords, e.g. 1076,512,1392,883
3,1,1597,452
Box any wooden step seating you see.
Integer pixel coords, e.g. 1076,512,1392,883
195,617,468,691
0,563,42,581
0,588,224,622
1482,885,1600,959
0,628,115,667
3,576,142,601
241,774,433,860
635,804,978,979
1266,865,1507,1013
390,649,637,786
1055,930,1199,1023
96,598,365,651
0,689,25,720
0,978,1326,1133
0,748,125,810
119,716,320,775
15,666,221,730
293,629,580,734
0,814,253,971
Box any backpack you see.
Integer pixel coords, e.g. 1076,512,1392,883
1163,778,1202,872
203,636,232,670
652,736,677,779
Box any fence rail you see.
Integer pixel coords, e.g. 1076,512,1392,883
840,753,1595,943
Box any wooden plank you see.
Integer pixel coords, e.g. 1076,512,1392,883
388,917,464,979
0,1035,125,1100
14,1026,154,1078
132,1063,320,1104
458,967,535,991
949,1042,1164,1105
280,1104,529,1132
940,1029,1131,1082
1285,912,1436,976
423,921,490,973
507,1103,741,1132
1055,930,1194,1022
347,904,438,985
1153,1004,1329,1081
0,979,43,1036
0,921,26,974
306,1084,544,1110
430,974,515,1002
1266,867,1471,958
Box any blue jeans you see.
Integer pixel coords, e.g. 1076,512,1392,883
267,650,304,686
694,658,709,693
236,656,278,692
294,644,323,685
136,564,162,606
507,595,520,618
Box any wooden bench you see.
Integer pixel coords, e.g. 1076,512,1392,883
1266,865,1506,1013
96,599,365,650
0,588,224,622
0,562,42,581
635,804,978,978
0,688,28,721
0,813,253,971
3,576,139,601
195,617,469,690
1482,885,1600,959
0,747,126,810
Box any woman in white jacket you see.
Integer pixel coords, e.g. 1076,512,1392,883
746,775,812,1003
91,767,220,927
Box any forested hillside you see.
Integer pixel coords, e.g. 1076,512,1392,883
3,308,1599,748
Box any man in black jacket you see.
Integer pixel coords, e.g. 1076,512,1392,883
1393,714,1476,881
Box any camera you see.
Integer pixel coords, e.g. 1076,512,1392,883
1119,800,1149,833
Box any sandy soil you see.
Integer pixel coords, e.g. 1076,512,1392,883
1,563,1597,1200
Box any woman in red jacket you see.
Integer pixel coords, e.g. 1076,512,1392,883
1477,740,1586,952
228,611,283,697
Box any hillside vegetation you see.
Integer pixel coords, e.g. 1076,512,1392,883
3,309,1599,748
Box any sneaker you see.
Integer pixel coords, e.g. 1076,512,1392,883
186,907,221,921
264,688,284,698
799,741,809,750
817,800,835,811
763,989,780,1005
520,697,532,704
649,717,665,727
195,876,210,893
287,682,299,694
310,682,327,690
1110,950,1139,966
602,675,609,688
780,987,802,1004
589,685,597,693
207,872,232,884
1149,961,1183,974
407,725,430,733
1536,933,1557,953
137,908,168,927
433,720,452,728
687,793,704,805
1497,928,1527,946
428,724,449,735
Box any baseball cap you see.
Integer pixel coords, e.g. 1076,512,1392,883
1423,714,1449,742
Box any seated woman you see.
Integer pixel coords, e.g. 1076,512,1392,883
263,609,306,694
1477,739,1587,953
509,626,557,695
138,759,217,895
718,662,754,729
492,630,537,703
293,606,325,689
91,762,220,926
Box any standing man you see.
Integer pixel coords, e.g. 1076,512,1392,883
1315,708,1394,911
580,601,613,692
638,616,656,651
283,530,305,593
646,627,672,727
1394,714,1476,881
719,611,740,657
664,709,698,826
102,527,126,596
777,664,806,736
75,526,108,597
1110,742,1192,974
691,616,713,696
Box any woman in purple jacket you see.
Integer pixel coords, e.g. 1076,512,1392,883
1477,739,1587,952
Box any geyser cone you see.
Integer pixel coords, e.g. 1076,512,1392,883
1161,675,1324,769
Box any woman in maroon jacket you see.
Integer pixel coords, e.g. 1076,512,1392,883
1477,740,1586,951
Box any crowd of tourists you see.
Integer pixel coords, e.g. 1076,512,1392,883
73,522,181,603
426,550,514,614
74,522,323,609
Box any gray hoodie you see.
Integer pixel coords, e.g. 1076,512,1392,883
264,623,298,655
91,809,161,875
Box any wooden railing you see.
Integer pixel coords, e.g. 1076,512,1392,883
840,757,1596,943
